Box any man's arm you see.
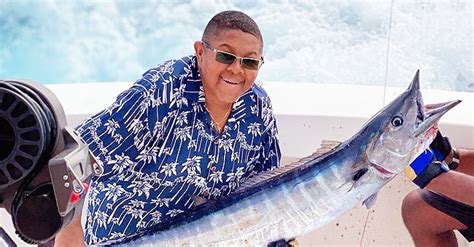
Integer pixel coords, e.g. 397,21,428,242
54,212,85,247
405,130,474,203
424,149,474,206
54,153,98,247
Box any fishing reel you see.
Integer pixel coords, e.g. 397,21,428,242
0,80,92,244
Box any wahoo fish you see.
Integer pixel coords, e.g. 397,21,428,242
118,71,460,246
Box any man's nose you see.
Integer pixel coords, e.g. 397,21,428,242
227,58,244,74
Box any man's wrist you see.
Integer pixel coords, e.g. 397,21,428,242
405,149,450,188
447,148,460,170
412,160,449,188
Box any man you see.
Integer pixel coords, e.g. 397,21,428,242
402,131,474,246
55,10,281,246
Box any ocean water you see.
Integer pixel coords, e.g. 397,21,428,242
0,0,472,92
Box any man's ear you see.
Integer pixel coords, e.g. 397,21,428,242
194,41,204,63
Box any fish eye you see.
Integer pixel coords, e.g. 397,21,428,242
391,116,403,127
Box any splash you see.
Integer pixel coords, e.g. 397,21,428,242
0,1,471,91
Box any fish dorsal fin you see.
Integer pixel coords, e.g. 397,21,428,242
232,140,342,194
311,140,342,156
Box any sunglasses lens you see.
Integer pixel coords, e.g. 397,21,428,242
242,59,260,70
215,52,236,64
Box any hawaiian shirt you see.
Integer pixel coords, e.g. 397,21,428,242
74,55,281,245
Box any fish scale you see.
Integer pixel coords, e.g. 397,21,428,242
125,149,368,246
116,71,461,247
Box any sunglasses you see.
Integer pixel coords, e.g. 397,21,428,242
201,41,264,70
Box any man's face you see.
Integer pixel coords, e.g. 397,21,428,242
195,29,263,105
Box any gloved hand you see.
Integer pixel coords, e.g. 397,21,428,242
430,131,460,170
404,131,458,188
404,148,449,188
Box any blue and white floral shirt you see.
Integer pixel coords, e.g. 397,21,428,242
75,55,281,245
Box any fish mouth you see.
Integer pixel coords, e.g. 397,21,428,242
405,70,461,138
413,100,461,137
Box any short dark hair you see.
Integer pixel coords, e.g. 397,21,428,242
202,10,263,45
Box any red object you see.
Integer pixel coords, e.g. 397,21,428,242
70,182,89,204
70,192,80,204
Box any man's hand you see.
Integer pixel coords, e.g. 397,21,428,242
404,131,458,188
404,149,448,188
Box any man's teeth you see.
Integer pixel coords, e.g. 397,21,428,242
223,78,239,84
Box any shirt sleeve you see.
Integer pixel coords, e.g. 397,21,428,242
74,69,169,181
253,113,281,173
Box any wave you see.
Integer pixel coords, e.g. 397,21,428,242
0,0,471,92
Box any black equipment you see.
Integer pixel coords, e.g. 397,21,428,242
0,80,92,245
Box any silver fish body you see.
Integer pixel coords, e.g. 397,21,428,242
117,71,460,246
126,146,373,246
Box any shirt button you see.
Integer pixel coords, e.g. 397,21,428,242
211,166,217,172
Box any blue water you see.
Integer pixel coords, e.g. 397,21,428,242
0,0,472,92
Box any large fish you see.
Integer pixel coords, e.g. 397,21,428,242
117,71,460,246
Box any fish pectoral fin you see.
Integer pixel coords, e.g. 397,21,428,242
363,193,378,209
191,195,209,207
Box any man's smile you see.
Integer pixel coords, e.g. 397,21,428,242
221,76,243,85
